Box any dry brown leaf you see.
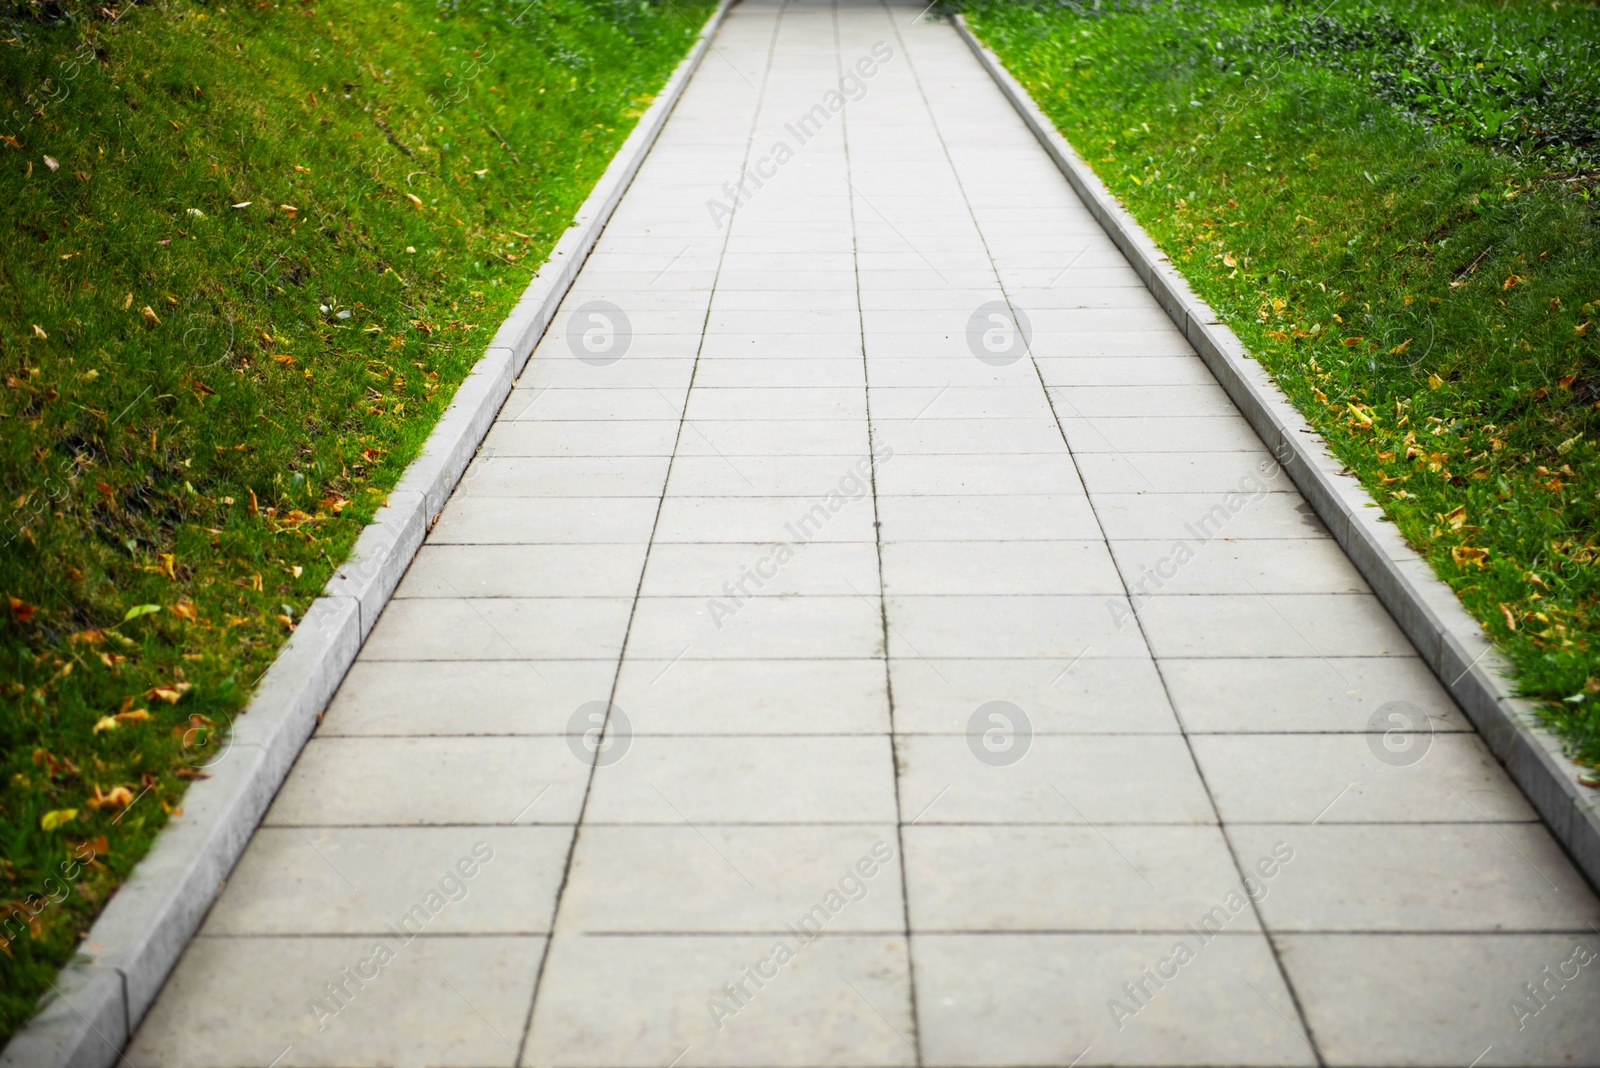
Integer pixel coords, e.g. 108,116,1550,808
86,785,135,809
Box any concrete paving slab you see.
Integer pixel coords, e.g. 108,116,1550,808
557,824,904,933
897,735,1213,825
523,933,915,1068
904,825,1252,931
913,933,1315,1067
1229,823,1600,931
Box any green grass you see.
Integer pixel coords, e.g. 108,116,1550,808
0,0,711,1040
963,0,1600,760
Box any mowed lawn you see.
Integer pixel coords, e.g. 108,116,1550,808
965,0,1600,764
0,0,711,1040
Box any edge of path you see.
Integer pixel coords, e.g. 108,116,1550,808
0,3,737,1065
951,12,1600,894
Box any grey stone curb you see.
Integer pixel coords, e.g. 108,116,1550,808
952,14,1600,890
0,4,734,1065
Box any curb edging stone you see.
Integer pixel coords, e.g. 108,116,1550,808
952,13,1600,889
0,4,733,1063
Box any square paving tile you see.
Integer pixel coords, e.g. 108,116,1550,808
322,659,617,736
524,932,915,1067
1109,538,1366,597
897,734,1213,824
362,597,635,661
481,418,681,456
886,594,1148,659
1136,594,1413,659
557,824,904,933
639,541,881,597
873,452,1085,496
428,495,660,544
881,540,1123,596
1073,451,1288,495
1190,733,1536,824
875,495,1103,540
1276,933,1600,1067
267,737,588,826
396,543,649,598
685,386,866,420
1228,824,1600,932
204,826,573,935
1160,657,1464,733
456,455,672,497
905,825,1250,931
127,935,542,1068
654,494,878,543
628,594,884,659
889,656,1179,734
613,658,890,734
667,454,878,497
1060,416,1265,454
913,933,1316,1066
1092,492,1330,542
584,736,898,824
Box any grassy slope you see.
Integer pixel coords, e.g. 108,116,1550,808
965,0,1600,762
0,0,711,1039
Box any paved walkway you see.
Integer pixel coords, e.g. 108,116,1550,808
129,2,1600,1065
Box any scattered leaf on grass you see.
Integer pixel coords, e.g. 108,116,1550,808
145,683,191,704
8,595,36,624
40,809,77,831
122,603,161,622
86,785,135,810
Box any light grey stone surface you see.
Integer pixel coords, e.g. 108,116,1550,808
524,933,915,1068
914,933,1315,1067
